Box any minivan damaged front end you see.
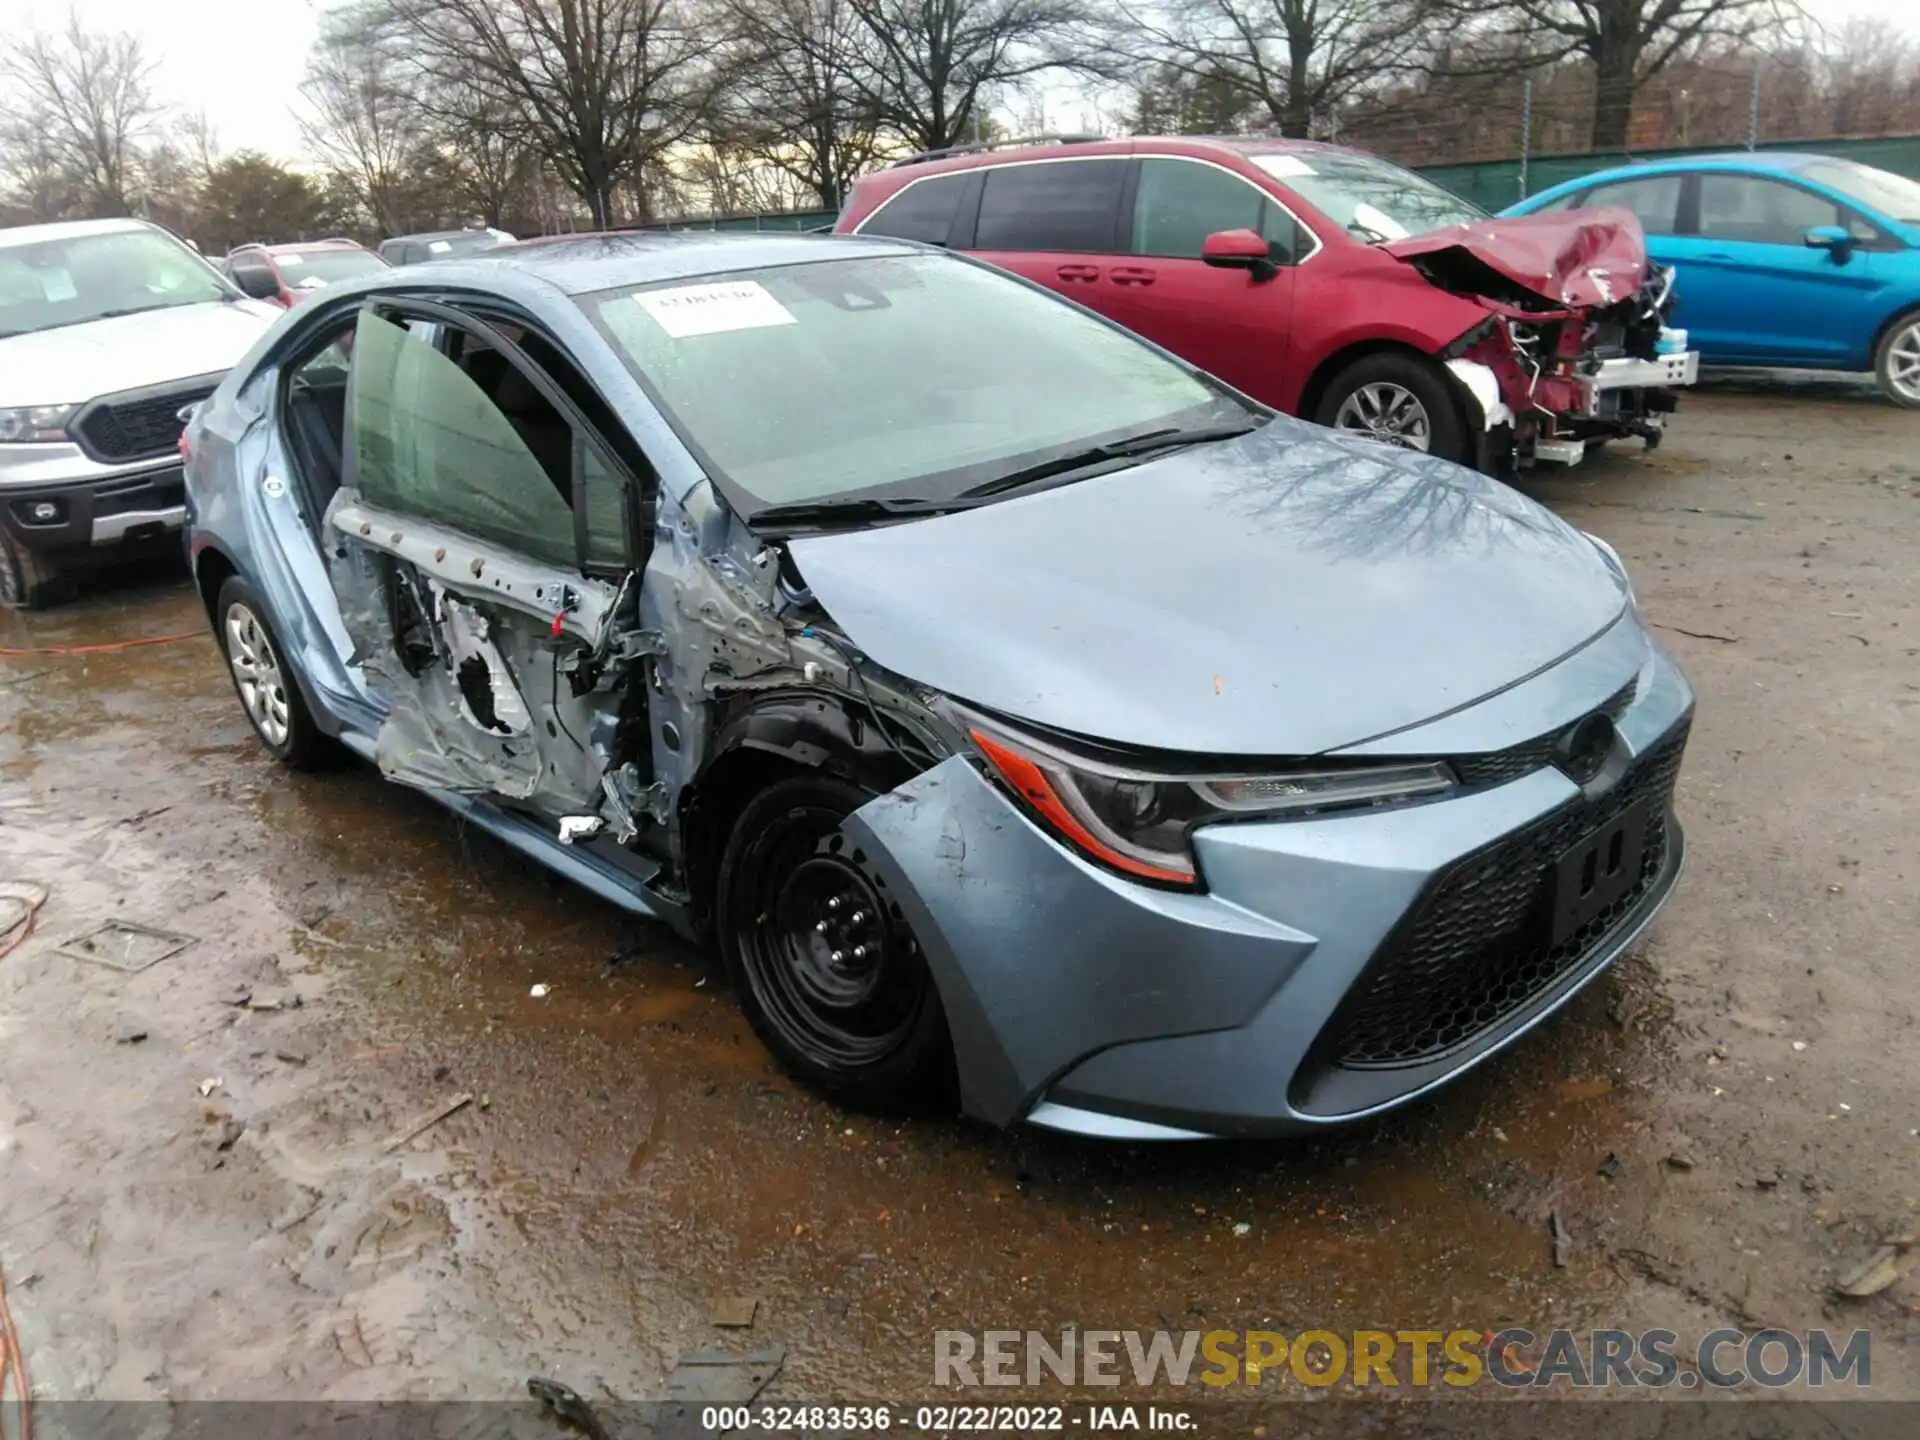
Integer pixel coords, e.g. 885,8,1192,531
1397,209,1700,469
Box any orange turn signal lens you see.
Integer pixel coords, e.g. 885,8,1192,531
968,727,1196,886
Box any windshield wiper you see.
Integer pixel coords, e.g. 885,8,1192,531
955,422,1263,502
90,301,195,322
749,494,958,530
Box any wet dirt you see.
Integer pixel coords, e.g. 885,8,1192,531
1,382,1917,1406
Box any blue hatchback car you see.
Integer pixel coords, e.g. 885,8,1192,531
180,233,1693,1139
1506,153,1920,406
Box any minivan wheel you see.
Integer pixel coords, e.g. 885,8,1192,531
1317,353,1466,463
215,575,326,769
0,533,73,611
1874,310,1920,409
716,776,956,1112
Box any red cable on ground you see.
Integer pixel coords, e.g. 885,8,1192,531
0,631,204,659
0,1253,31,1440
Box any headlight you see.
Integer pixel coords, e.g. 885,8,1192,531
0,404,77,444
960,709,1456,889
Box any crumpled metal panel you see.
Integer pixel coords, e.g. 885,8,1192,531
1381,206,1650,309
322,489,623,814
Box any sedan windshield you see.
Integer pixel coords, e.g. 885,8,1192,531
1254,150,1485,241
0,227,231,337
1800,160,1920,226
580,253,1249,517
277,248,387,286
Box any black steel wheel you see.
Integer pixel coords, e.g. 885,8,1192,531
716,776,955,1111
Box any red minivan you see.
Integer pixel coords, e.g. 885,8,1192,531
836,137,1699,473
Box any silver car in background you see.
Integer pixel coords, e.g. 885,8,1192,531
182,233,1693,1138
0,218,278,607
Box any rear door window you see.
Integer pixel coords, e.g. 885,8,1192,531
1697,174,1840,245
1582,174,1685,234
860,174,969,245
973,160,1129,253
1130,157,1307,263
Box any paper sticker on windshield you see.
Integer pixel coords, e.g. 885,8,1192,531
428,239,452,254
1252,154,1315,179
277,252,305,268
635,281,796,338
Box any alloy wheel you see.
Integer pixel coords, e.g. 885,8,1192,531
224,602,291,749
1887,321,1920,404
1333,382,1433,452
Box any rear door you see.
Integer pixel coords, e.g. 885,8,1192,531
323,300,647,820
960,158,1132,307
1665,171,1890,364
1095,155,1303,403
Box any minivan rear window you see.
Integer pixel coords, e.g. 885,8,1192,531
973,160,1129,253
861,174,969,245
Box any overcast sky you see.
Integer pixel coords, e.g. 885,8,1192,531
33,0,1920,169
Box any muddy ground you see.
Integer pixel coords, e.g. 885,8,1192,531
2,378,1917,1414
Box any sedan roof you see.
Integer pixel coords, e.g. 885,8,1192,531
447,231,916,296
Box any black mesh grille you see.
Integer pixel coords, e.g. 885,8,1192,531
74,385,214,464
1450,677,1639,789
1324,718,1688,1069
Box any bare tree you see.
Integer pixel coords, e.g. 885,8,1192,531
720,0,884,208
1122,59,1262,135
391,0,715,228
1818,18,1916,138
301,4,432,233
1,10,160,216
1112,0,1440,138
845,0,1100,153
425,77,542,228
1463,0,1802,150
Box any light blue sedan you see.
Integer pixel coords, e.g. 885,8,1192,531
1506,153,1920,406
178,232,1694,1137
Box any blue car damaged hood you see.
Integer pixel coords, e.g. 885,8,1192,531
785,420,1629,756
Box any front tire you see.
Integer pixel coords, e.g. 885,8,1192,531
1873,309,1920,409
0,533,73,611
716,775,955,1112
1316,352,1467,464
215,575,326,768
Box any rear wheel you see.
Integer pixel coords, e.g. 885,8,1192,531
215,575,326,768
716,775,955,1112
1316,352,1466,464
0,533,73,611
1873,309,1920,409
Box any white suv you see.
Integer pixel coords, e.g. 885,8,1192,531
0,218,280,608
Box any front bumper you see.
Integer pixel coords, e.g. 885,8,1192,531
0,448,187,555
843,633,1694,1138
1578,350,1699,407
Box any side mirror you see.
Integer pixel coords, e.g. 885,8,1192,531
1201,228,1279,283
1804,224,1854,258
231,265,281,302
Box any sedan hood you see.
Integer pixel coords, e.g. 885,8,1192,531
0,300,280,407
1382,207,1648,310
788,420,1628,757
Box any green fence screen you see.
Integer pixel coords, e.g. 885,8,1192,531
639,133,1920,233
